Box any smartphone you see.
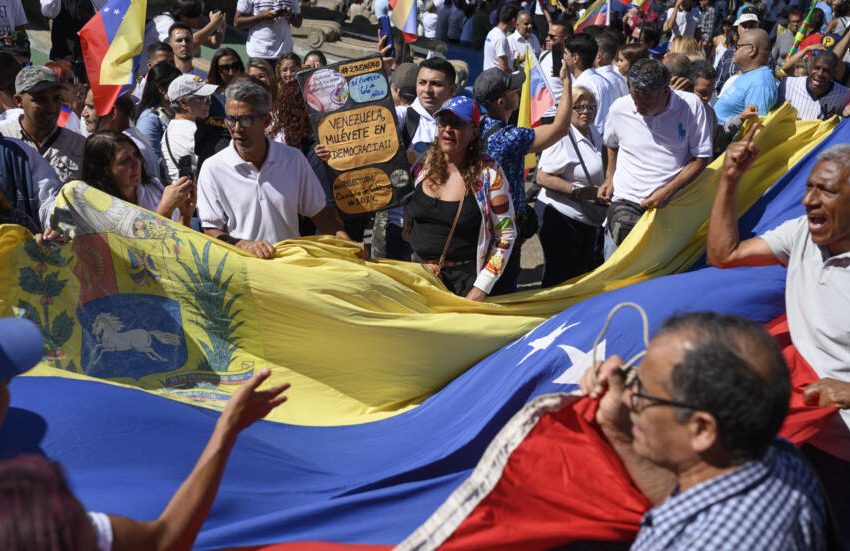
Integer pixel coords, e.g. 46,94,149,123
177,155,193,179
551,42,563,78
378,16,396,59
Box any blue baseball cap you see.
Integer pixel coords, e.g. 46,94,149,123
648,41,669,57
0,318,43,381
434,96,481,127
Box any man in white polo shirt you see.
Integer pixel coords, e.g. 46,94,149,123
234,0,301,61
483,4,518,72
197,80,348,259
599,58,712,256
707,139,850,549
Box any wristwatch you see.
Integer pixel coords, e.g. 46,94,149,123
570,185,583,201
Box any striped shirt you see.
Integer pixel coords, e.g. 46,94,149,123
632,440,829,551
777,76,850,120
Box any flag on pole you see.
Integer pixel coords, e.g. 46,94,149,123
518,46,554,168
79,0,146,116
575,0,611,32
389,0,418,43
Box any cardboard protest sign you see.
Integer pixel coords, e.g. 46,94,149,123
298,56,412,215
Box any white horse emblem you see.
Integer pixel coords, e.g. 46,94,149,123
91,313,181,364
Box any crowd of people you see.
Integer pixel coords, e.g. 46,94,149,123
0,0,849,547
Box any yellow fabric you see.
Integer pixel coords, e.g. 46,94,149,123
518,45,537,170
0,105,836,426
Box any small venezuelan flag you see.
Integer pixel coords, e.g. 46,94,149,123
574,0,610,32
390,0,418,43
79,0,146,116
518,46,554,169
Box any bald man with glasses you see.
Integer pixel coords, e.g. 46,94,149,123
579,312,831,550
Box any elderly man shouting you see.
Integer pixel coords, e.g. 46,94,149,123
708,138,850,546
581,312,830,549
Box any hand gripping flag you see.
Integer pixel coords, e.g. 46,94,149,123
79,0,146,116
390,0,418,43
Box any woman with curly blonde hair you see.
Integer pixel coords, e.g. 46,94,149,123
405,97,516,301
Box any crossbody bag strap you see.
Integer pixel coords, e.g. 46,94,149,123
164,127,180,169
438,190,467,269
567,129,594,186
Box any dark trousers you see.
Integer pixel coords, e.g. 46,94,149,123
802,444,850,550
538,205,602,287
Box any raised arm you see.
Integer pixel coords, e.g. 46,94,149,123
530,57,573,153
706,133,780,268
109,369,289,551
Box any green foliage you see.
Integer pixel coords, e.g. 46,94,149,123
51,312,74,347
18,268,67,297
24,240,66,266
176,241,244,373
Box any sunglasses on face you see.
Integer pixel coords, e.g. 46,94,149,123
224,113,264,129
573,104,598,113
219,62,242,72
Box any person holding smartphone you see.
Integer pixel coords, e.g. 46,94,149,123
234,0,302,63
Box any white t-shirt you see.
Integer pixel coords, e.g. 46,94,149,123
483,26,512,71
574,67,616,136
197,140,326,243
422,12,438,38
0,107,23,126
665,7,700,37
508,30,541,65
603,90,712,204
597,64,629,99
0,0,26,36
537,124,606,226
161,118,196,183
761,216,850,461
236,0,300,59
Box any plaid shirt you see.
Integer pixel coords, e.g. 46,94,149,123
632,440,829,551
699,6,716,40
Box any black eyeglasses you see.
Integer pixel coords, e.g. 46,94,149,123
628,374,699,414
573,104,598,113
219,62,242,72
224,114,265,129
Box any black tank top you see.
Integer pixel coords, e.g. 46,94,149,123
408,185,481,262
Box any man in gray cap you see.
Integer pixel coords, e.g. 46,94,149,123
474,63,572,294
0,66,85,185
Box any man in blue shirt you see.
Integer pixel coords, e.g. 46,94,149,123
714,28,777,122
581,312,831,550
473,62,572,293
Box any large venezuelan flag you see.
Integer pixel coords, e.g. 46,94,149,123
0,107,842,548
79,0,146,115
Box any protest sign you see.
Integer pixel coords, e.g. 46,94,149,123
298,56,412,215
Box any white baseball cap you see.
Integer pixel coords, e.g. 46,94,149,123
167,74,218,102
733,13,759,27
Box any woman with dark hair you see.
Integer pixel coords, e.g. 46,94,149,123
207,47,245,92
267,80,340,237
135,62,182,168
276,52,301,85
303,50,327,68
82,132,194,225
405,97,516,300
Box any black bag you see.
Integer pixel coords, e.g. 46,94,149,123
606,200,646,246
519,208,539,240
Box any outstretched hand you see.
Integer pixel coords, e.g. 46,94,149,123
219,368,290,432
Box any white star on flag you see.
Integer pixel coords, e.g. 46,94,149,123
517,322,579,365
553,339,606,385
